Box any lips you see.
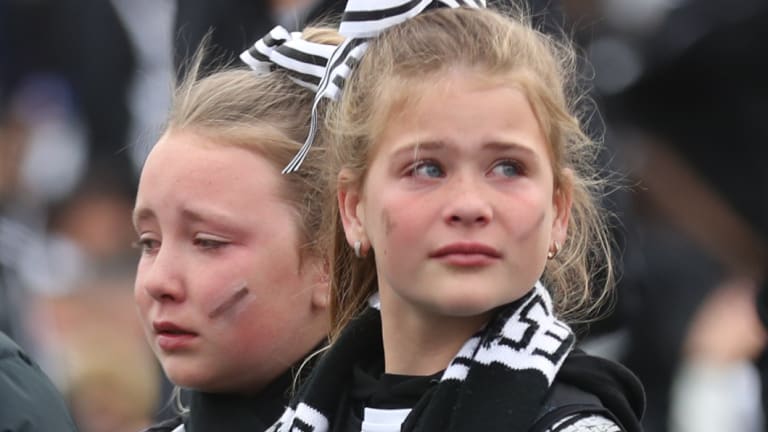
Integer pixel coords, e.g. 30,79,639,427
153,321,196,335
430,242,502,266
430,243,502,258
153,321,198,351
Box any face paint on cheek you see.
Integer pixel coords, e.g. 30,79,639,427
383,209,397,236
208,281,251,319
516,208,549,242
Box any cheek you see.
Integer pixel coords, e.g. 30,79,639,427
133,267,151,314
515,207,548,241
383,209,397,236
371,196,427,255
504,190,553,241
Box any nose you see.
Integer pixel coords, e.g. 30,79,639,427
443,175,493,227
137,245,186,303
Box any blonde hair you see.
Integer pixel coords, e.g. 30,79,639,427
323,7,614,338
166,28,343,259
161,28,342,409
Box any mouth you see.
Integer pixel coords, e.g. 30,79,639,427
152,321,198,351
431,242,502,258
430,242,502,266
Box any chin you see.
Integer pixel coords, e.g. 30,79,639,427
425,292,500,318
163,362,214,390
432,287,529,317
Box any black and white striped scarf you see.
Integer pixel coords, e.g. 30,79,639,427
268,282,575,432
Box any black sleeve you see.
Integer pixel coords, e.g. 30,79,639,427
529,382,621,432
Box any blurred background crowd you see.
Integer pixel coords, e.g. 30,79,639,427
0,0,766,431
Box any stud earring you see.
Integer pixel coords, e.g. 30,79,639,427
547,241,561,260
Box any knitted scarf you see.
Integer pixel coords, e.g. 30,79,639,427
268,282,575,432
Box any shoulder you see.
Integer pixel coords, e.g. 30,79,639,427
544,413,622,432
0,332,79,431
531,349,646,432
0,331,20,357
531,381,623,432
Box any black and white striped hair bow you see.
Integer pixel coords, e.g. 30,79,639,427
240,25,337,93
282,0,486,173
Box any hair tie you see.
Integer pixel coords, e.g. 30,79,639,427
240,25,337,93
281,0,486,174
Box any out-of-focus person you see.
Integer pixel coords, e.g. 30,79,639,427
0,330,79,431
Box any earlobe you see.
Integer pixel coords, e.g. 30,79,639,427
552,170,573,245
309,257,330,310
311,277,330,310
338,169,367,248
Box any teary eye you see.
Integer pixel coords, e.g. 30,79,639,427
411,160,445,178
133,237,160,255
193,237,228,250
490,160,524,177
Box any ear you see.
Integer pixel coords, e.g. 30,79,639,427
337,168,368,249
551,169,573,246
304,255,330,310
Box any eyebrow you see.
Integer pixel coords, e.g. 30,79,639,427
131,205,239,229
481,141,539,161
178,206,241,226
389,141,447,160
390,140,538,160
132,207,154,230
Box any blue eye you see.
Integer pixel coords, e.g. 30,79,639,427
491,160,523,177
411,161,444,178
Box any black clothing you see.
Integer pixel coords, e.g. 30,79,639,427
269,287,645,432
0,331,79,432
335,348,644,432
143,360,307,431
551,349,646,431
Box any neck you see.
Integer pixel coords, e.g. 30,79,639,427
378,288,490,376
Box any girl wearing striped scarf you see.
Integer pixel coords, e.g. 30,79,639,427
269,3,644,432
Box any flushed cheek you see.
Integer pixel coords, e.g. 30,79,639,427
501,190,553,241
511,206,549,243
133,282,153,329
374,202,429,258
205,280,250,319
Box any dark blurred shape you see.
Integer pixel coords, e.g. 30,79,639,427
1,0,138,184
0,331,79,431
609,1,768,243
599,0,768,430
172,0,564,80
49,0,137,182
173,0,346,79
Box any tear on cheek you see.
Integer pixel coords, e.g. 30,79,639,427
208,281,250,319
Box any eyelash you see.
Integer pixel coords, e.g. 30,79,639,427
407,159,444,178
132,236,228,255
133,238,159,255
404,158,526,178
490,159,526,177
193,237,227,250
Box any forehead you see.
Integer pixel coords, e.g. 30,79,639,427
135,130,286,218
370,68,550,157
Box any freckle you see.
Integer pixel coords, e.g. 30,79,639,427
383,210,397,236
